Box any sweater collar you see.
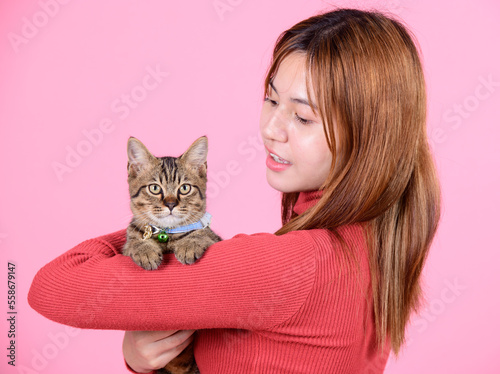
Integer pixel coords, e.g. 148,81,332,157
293,190,323,215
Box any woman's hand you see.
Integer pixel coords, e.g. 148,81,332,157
122,330,195,373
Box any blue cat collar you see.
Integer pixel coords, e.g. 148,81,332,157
150,212,212,234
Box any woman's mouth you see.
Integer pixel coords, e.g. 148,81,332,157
269,152,291,164
265,147,292,172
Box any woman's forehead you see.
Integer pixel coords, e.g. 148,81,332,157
271,53,318,110
272,54,306,91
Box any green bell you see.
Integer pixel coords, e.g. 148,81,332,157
157,231,169,243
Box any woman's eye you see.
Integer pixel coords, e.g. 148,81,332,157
295,113,311,125
179,184,191,195
148,184,161,195
264,97,278,106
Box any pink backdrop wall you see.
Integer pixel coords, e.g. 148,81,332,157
1,0,499,373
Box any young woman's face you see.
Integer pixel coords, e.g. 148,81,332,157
260,53,334,193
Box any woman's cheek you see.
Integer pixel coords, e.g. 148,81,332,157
302,139,331,168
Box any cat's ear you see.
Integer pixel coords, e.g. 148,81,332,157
180,136,208,170
127,137,156,177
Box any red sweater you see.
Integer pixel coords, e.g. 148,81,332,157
28,191,391,373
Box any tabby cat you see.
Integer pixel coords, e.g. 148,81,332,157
122,136,221,374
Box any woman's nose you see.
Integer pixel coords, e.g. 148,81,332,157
262,110,288,143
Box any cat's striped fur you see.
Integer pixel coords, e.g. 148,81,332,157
122,136,220,374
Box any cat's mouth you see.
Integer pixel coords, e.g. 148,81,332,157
159,211,175,217
149,212,184,228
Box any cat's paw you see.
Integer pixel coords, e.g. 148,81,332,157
124,243,163,270
133,249,163,270
134,250,163,270
174,245,206,265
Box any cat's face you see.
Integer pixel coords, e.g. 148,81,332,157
126,137,208,228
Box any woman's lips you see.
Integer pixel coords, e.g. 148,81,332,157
265,146,291,163
265,146,292,172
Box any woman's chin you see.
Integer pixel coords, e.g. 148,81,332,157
266,171,296,193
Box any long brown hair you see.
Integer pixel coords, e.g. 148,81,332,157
264,8,441,355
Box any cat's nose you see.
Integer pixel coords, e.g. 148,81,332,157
163,198,178,212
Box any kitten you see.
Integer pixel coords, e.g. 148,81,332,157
122,136,221,374
123,136,221,269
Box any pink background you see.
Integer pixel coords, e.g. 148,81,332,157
1,0,499,373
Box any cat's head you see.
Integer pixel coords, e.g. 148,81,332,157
126,136,208,228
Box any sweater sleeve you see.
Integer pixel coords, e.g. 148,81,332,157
28,228,317,331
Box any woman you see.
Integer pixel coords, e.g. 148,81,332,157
28,8,441,373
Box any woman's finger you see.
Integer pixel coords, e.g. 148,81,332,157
133,330,180,344
154,333,195,368
154,329,195,352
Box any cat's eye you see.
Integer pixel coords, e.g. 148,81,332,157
148,184,162,195
179,184,191,195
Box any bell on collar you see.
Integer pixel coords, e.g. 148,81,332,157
157,230,169,243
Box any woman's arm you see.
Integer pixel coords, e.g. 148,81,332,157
28,228,317,331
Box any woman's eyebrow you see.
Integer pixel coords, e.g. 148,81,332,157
269,81,318,110
269,81,279,95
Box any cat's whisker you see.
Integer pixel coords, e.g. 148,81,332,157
131,213,152,224
128,216,151,235
118,212,145,224
120,212,151,227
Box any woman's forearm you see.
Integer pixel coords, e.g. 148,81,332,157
28,228,317,331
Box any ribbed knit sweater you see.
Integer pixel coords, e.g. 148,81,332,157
28,190,391,373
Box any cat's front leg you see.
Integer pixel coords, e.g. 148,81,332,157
122,239,163,270
169,239,205,265
170,231,220,265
